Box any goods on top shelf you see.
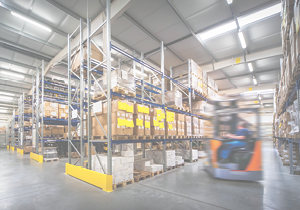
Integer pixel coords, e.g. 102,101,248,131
93,68,136,99
154,89,183,108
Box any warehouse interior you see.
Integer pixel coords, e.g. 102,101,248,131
0,0,299,209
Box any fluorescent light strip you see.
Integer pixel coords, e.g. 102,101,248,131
248,63,253,72
0,110,8,113
227,0,233,4
2,71,24,78
0,96,14,101
238,3,281,27
238,31,247,49
198,3,281,41
11,12,52,32
199,21,237,40
253,78,257,85
0,92,14,96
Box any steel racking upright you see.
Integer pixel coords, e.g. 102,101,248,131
10,109,16,150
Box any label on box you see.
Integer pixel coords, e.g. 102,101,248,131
126,120,134,128
136,119,143,126
153,120,159,127
145,121,150,128
159,122,164,129
117,118,126,127
127,104,133,113
118,101,127,111
169,124,173,129
121,70,128,80
72,110,77,119
93,101,102,114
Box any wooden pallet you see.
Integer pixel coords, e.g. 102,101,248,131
294,171,300,175
151,170,163,177
92,135,130,140
168,105,184,111
133,170,151,182
283,162,290,166
113,179,134,190
44,116,57,119
184,159,198,163
133,135,152,140
152,135,164,139
175,163,185,168
166,166,176,171
166,135,176,139
175,135,185,139
44,158,59,162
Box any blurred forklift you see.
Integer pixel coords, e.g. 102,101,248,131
204,100,263,181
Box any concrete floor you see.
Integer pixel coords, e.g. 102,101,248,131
0,141,299,210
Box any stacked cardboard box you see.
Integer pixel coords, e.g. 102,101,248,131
166,111,176,136
44,102,58,118
92,100,134,136
280,145,299,166
185,116,192,136
191,101,206,115
175,113,185,136
203,120,213,138
71,44,103,72
150,108,165,135
175,149,198,161
145,150,175,168
133,104,150,136
198,150,207,158
58,104,68,119
175,156,184,165
192,117,200,136
134,156,163,173
92,154,134,184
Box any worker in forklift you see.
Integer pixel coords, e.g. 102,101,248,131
220,121,249,161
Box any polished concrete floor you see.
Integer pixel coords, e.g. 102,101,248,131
0,141,299,210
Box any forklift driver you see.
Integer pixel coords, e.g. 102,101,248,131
220,121,249,161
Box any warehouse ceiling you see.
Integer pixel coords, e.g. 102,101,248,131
0,0,281,114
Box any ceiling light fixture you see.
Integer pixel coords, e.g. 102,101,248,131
227,0,233,4
1,71,24,79
0,92,14,96
238,31,247,49
258,95,261,100
0,96,14,101
198,21,237,40
248,63,253,72
253,78,257,85
11,11,52,32
238,3,281,27
0,110,8,113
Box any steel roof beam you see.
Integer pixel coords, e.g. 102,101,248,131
0,22,62,50
0,58,68,79
43,0,134,77
0,2,68,37
203,47,282,72
219,84,276,95
43,0,163,74
0,38,52,62
0,76,32,86
214,68,280,80
0,83,31,90
122,12,185,62
0,90,22,96
166,0,217,63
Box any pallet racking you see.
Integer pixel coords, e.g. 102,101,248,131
63,0,214,192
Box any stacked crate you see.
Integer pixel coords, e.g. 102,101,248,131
185,115,192,136
150,108,165,136
44,102,58,118
133,104,151,136
92,100,134,136
166,111,176,136
175,113,185,136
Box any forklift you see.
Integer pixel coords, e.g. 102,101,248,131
204,100,263,181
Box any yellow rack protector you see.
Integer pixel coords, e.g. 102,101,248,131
11,146,15,151
17,148,24,155
30,152,43,163
65,163,113,192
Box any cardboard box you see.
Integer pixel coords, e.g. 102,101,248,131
134,104,150,114
52,126,65,135
151,126,160,135
84,143,96,157
145,127,151,135
72,45,103,71
134,114,144,136
175,113,185,122
23,146,32,153
39,126,52,135
185,115,192,123
159,128,165,135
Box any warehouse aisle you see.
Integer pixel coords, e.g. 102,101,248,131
0,141,299,210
